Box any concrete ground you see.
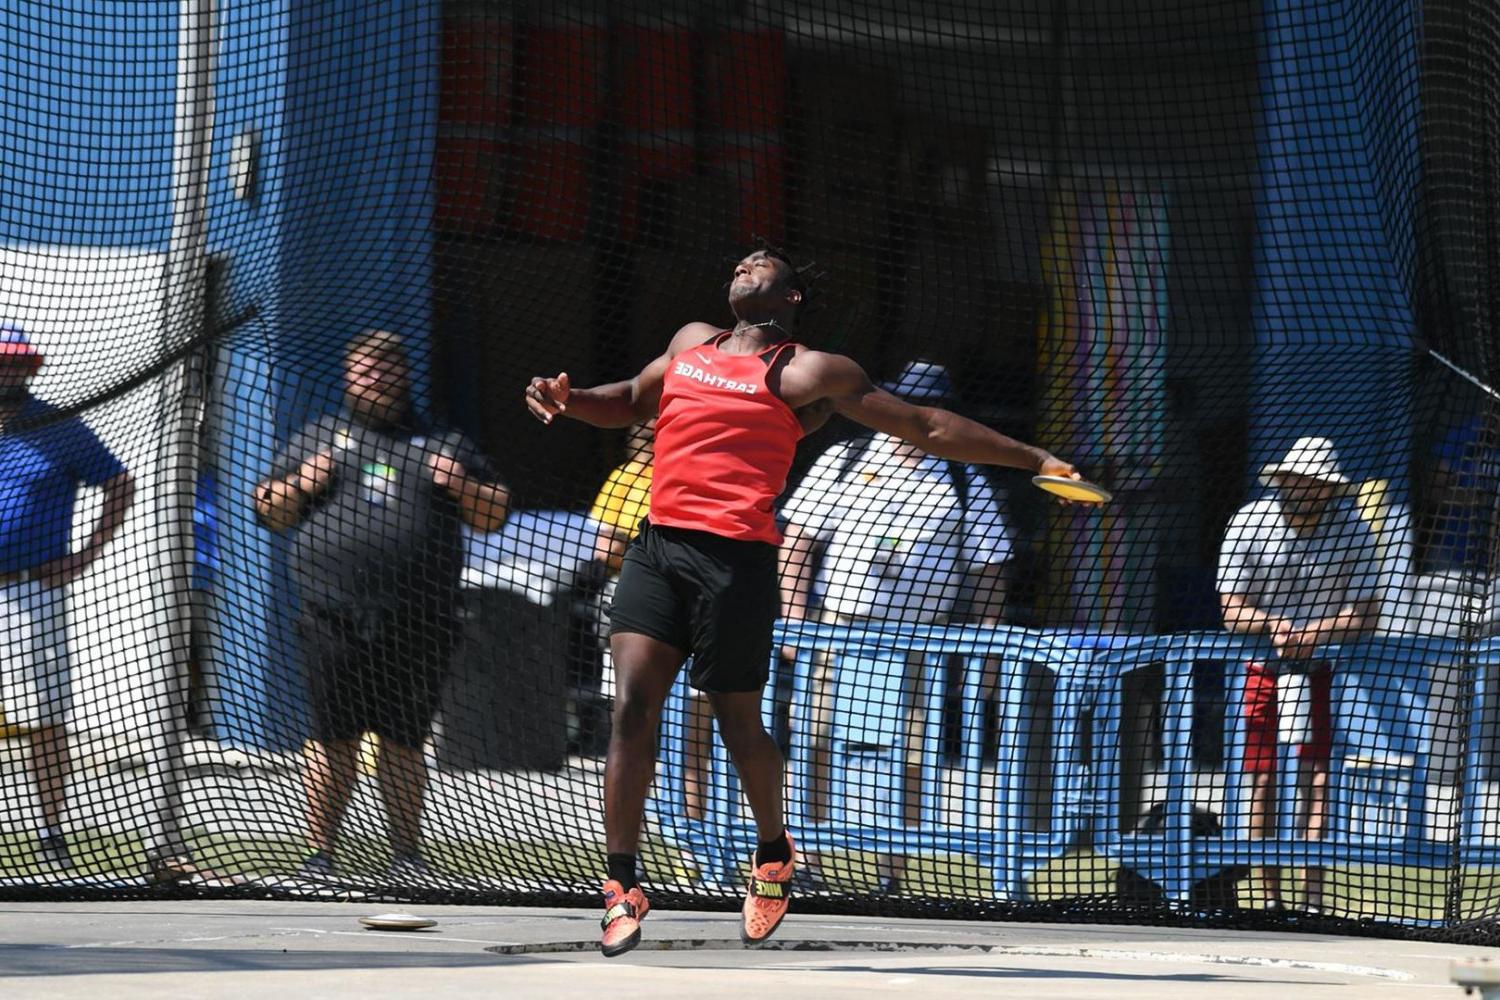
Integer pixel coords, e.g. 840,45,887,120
0,900,1491,1000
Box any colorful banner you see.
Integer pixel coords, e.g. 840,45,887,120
1037,181,1169,630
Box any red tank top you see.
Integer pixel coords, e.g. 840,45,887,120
649,334,803,544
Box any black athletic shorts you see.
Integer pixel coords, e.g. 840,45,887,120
297,600,462,748
607,519,779,694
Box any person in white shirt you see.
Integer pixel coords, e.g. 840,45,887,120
784,433,1011,624
1217,436,1382,913
780,361,1011,891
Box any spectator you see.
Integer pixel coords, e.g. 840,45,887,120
0,323,134,871
1217,436,1382,913
254,329,509,883
779,360,1011,892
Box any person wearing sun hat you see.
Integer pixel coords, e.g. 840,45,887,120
0,322,135,872
1216,435,1383,914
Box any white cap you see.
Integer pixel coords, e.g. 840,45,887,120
1259,436,1352,490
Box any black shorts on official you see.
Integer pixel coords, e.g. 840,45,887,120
297,601,461,748
607,519,779,694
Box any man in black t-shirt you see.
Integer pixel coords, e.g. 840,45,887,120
255,329,509,882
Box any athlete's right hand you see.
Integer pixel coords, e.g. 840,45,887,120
295,449,337,495
525,372,570,424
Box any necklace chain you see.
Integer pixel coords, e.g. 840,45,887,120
733,319,786,336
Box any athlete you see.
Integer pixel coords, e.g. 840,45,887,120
524,247,1086,956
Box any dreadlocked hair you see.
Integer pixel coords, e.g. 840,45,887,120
728,237,828,324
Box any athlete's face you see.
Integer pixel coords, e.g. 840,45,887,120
727,252,800,311
344,348,410,418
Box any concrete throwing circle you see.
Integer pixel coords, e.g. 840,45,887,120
483,938,1414,980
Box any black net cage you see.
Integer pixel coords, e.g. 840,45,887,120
1,0,1499,943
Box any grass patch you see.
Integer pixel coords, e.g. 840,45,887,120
805,850,994,898
1027,849,1118,900
186,831,701,887
4,824,1500,928
0,829,150,879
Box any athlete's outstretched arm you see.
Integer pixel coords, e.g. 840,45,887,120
807,352,1080,477
524,322,718,428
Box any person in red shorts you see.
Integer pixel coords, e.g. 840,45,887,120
1217,436,1383,913
525,246,1087,956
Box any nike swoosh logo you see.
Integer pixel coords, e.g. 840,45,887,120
694,351,713,364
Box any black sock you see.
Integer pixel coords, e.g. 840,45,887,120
607,853,639,890
757,831,791,865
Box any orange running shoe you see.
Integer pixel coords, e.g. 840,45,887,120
740,833,795,945
600,879,651,958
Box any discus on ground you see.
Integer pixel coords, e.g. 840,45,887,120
360,912,437,931
1032,474,1112,504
